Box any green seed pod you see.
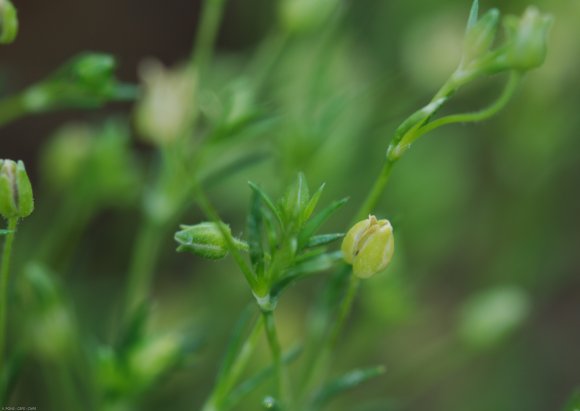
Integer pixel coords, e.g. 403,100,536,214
0,0,18,44
341,215,394,279
175,222,238,260
0,159,34,219
503,7,553,71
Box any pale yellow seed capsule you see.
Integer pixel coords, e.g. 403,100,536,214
341,215,394,278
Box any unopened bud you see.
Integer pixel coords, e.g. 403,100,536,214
175,222,246,260
135,60,196,146
341,215,394,278
462,8,500,66
0,0,18,44
503,7,553,71
0,159,34,219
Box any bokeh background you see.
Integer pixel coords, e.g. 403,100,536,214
1,0,579,410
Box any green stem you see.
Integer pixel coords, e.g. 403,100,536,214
202,315,264,411
354,160,395,223
262,310,289,408
413,71,521,140
191,0,228,74
0,218,18,370
194,185,258,291
122,218,165,326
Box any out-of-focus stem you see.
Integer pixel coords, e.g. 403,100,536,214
0,217,18,370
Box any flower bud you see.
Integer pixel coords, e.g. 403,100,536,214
135,60,196,146
280,0,338,34
0,0,18,44
0,159,34,219
175,222,237,260
503,7,553,71
462,8,500,66
341,215,394,279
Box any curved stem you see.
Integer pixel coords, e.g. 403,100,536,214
0,217,18,370
415,71,521,139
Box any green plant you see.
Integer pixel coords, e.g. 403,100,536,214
0,0,558,410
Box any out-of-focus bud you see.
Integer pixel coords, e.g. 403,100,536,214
502,7,553,71
280,0,338,34
0,159,34,219
458,286,530,350
134,60,196,146
462,9,500,66
22,53,132,112
128,333,181,384
41,123,93,191
21,264,75,360
341,215,394,279
175,222,247,260
0,0,18,44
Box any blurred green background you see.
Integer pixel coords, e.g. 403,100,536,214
1,0,579,410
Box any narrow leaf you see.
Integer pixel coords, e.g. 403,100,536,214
223,346,302,410
312,365,386,408
248,181,283,227
306,233,344,248
215,306,255,385
270,251,342,299
0,230,14,236
247,190,265,276
302,183,325,223
298,197,348,249
467,0,479,31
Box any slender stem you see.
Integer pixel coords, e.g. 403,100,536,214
122,218,164,326
414,71,521,139
262,310,289,407
202,315,264,411
191,0,228,74
354,160,395,223
0,218,18,369
194,185,258,291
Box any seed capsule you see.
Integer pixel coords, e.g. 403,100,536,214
175,222,232,260
341,215,394,278
0,159,34,219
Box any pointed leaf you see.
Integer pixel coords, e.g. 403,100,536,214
306,233,344,248
270,251,342,299
248,181,283,227
0,230,13,236
467,0,479,31
298,197,348,249
312,365,386,408
281,173,310,222
301,183,325,223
